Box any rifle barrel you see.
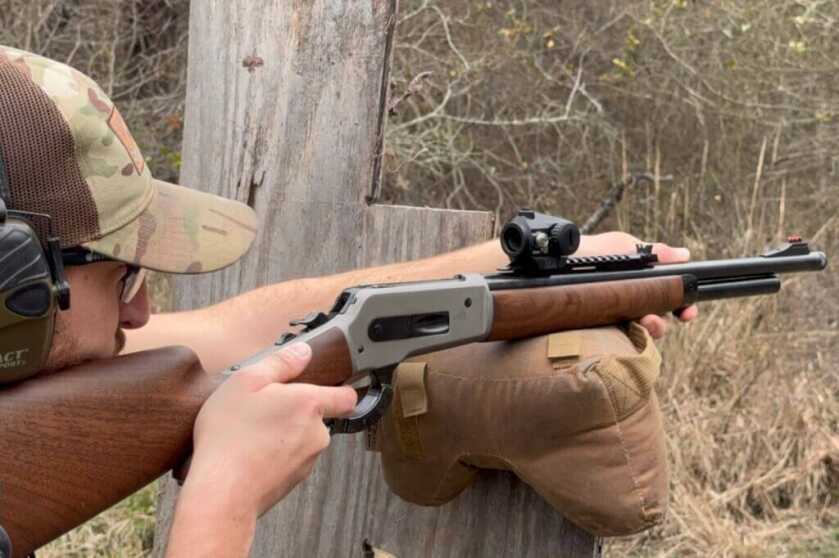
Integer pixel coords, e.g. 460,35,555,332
485,252,827,291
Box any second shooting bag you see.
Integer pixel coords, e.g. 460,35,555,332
372,322,668,537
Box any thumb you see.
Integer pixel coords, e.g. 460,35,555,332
238,342,312,387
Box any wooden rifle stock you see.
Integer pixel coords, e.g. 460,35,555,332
0,327,356,557
0,347,217,557
487,276,687,340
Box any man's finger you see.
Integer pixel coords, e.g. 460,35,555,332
318,385,358,418
674,304,699,322
650,243,691,264
639,315,666,339
280,384,358,418
239,343,312,387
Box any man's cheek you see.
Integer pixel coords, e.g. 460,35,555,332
114,329,126,355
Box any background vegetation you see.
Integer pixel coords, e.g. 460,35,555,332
2,0,836,556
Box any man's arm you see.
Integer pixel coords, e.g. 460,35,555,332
125,234,696,373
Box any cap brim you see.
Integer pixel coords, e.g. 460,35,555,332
82,179,257,273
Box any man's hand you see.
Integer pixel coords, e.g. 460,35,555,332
166,342,357,557
577,232,699,339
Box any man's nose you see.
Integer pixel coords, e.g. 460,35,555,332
119,280,150,329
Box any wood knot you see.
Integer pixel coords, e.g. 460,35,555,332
242,55,264,73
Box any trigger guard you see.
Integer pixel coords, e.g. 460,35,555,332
327,372,394,435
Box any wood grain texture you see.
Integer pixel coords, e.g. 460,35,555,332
169,0,395,309
362,204,495,265
0,347,215,557
488,276,686,341
296,327,354,386
153,1,598,556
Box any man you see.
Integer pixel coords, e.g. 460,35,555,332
0,46,696,556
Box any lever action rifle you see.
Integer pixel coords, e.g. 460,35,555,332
0,211,827,556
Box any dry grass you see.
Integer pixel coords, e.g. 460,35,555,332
611,269,838,557
603,149,839,557
38,484,157,558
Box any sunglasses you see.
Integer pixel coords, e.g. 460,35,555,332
61,248,147,304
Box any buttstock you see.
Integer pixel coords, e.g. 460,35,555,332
0,346,217,557
487,275,687,340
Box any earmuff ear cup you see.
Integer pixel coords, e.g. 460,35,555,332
0,217,57,384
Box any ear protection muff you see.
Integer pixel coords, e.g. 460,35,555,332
0,153,70,385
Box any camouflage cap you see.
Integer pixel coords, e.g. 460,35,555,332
0,45,257,273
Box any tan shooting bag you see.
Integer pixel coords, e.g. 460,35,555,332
373,322,668,537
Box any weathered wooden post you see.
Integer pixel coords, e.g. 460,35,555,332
153,2,598,556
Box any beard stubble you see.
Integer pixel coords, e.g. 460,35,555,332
42,312,125,373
